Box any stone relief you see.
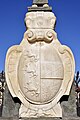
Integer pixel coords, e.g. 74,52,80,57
5,11,75,118
24,12,56,43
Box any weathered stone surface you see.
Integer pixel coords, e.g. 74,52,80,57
5,0,75,118
0,117,18,120
0,117,80,120
20,118,80,120
61,83,77,117
5,10,75,118
1,84,78,118
2,84,20,117
1,83,78,119
28,0,52,11
33,0,48,4
28,7,52,12
5,11,75,118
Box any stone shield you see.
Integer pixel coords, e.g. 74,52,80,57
18,42,64,104
5,11,75,117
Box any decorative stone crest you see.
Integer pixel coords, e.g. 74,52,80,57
5,1,75,118
24,12,56,43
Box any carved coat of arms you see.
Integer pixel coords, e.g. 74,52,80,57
5,11,75,118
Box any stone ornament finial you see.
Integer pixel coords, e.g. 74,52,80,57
28,0,52,12
33,0,48,4
5,1,75,118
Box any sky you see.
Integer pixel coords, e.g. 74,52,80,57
0,0,80,73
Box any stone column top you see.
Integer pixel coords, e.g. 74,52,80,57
33,0,48,4
28,0,52,12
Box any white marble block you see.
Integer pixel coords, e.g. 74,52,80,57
5,11,75,118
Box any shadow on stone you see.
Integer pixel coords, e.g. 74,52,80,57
61,83,77,117
2,84,21,118
60,95,69,103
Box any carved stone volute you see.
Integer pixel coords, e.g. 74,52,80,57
24,12,56,43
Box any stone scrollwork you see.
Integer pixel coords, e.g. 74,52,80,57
5,11,75,118
45,30,57,42
24,30,35,42
24,29,57,43
24,12,56,43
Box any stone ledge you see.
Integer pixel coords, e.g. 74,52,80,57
0,117,80,120
28,7,52,12
33,0,48,4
